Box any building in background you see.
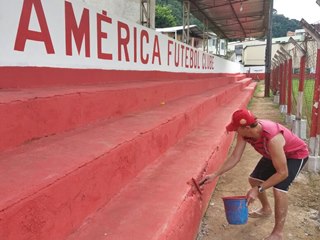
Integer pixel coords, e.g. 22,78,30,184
227,28,318,79
156,25,227,56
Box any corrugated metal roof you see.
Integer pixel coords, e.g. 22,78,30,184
178,0,271,40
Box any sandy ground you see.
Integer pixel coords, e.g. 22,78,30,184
197,82,320,240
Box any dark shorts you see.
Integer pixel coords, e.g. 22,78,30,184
249,156,309,192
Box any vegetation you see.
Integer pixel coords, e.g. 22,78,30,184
155,0,301,38
155,0,202,29
272,14,300,38
155,5,177,28
291,79,315,126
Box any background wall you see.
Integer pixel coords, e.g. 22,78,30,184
80,0,156,28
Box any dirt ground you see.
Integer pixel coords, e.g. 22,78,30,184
197,82,320,240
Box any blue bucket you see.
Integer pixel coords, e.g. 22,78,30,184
222,196,248,225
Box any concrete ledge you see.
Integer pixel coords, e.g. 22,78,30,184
306,156,320,173
0,66,240,88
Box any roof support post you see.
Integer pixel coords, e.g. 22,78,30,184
301,18,320,139
277,51,288,113
140,0,151,27
182,1,190,44
216,38,220,55
275,53,287,113
289,37,307,120
264,0,273,97
271,58,279,95
203,18,209,52
301,19,320,166
280,47,293,122
272,57,281,102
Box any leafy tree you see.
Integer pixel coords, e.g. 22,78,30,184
155,5,177,28
272,14,300,38
156,0,202,28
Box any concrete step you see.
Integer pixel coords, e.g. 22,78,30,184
0,67,237,88
66,83,256,240
0,81,253,240
0,77,238,152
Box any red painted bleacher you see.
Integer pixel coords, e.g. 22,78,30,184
0,71,255,240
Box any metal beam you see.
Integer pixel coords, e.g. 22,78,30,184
280,47,291,59
190,0,249,11
182,1,190,44
228,0,247,38
203,18,209,52
301,18,320,44
216,38,221,55
288,37,306,55
277,50,287,61
274,54,285,63
185,0,228,39
264,0,273,97
140,0,151,27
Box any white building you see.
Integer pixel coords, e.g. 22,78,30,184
156,25,227,56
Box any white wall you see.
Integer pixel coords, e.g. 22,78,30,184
79,0,155,28
0,0,241,74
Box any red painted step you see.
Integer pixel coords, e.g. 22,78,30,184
66,84,256,240
0,77,240,152
0,81,254,240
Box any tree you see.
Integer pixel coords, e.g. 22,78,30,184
272,14,300,38
155,5,176,28
156,0,202,28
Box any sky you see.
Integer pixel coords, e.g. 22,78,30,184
273,0,320,23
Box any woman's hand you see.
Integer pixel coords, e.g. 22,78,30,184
199,173,218,186
246,186,259,206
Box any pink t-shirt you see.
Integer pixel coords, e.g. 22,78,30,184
244,120,309,159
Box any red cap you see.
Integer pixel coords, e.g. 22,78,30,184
226,109,256,131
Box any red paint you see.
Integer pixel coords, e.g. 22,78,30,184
140,29,149,64
0,66,238,88
246,73,265,81
117,21,130,61
14,0,54,54
152,35,161,65
65,1,90,57
287,59,293,115
279,63,285,104
0,74,242,152
167,40,173,66
97,11,113,60
191,178,202,195
0,79,255,240
310,48,320,137
298,56,306,91
283,60,288,105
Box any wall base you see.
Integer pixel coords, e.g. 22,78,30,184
306,156,320,173
279,105,287,114
285,114,295,124
292,118,307,140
